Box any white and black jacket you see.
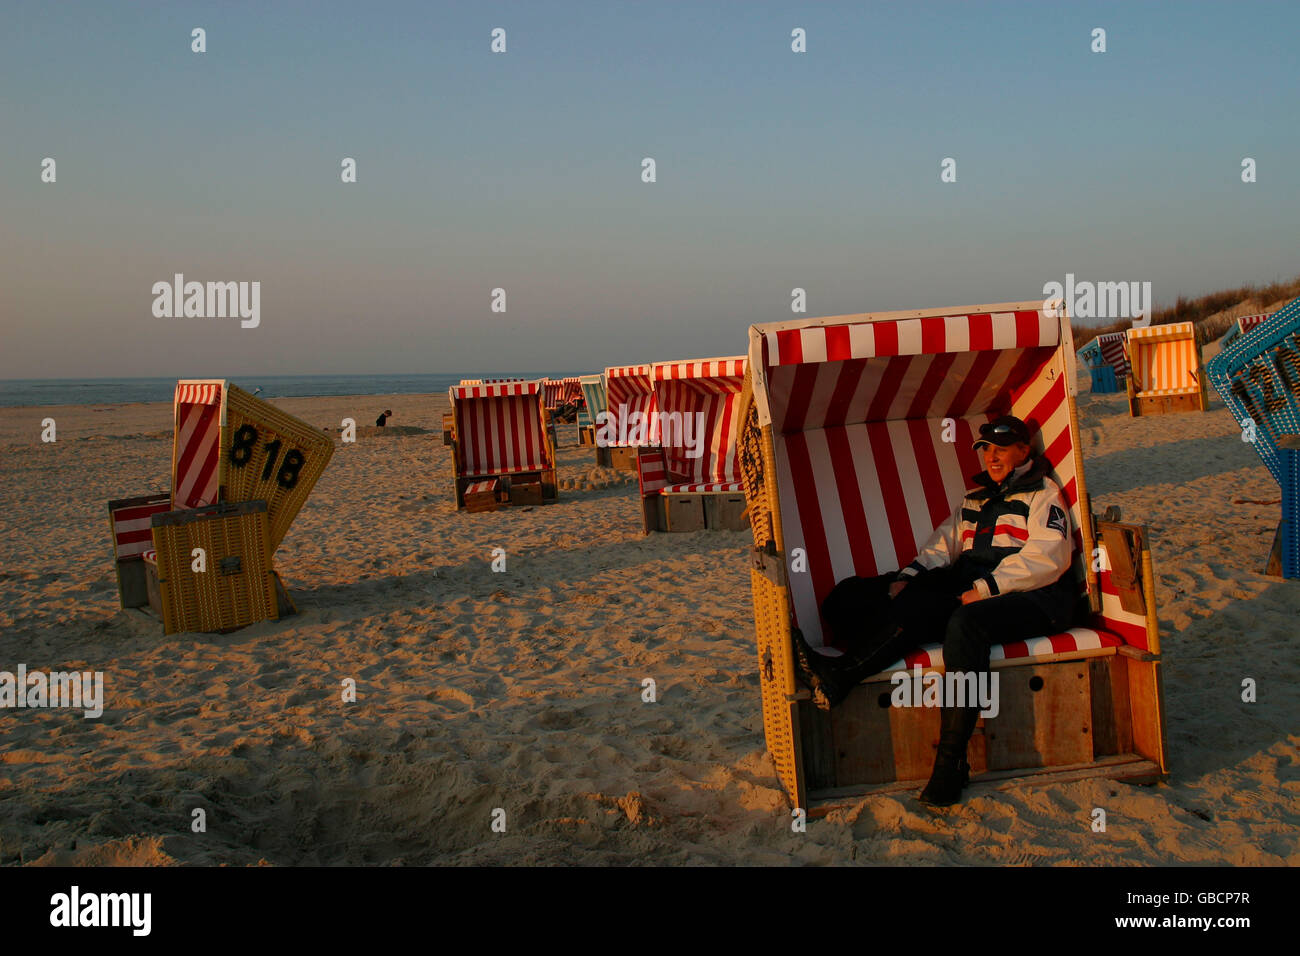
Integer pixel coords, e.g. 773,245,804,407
896,456,1076,621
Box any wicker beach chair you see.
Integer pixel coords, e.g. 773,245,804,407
108,380,333,633
602,364,659,472
738,300,1168,812
1124,322,1208,416
1206,297,1300,578
1218,313,1273,351
1078,332,1127,393
576,373,605,449
447,379,558,509
637,357,748,533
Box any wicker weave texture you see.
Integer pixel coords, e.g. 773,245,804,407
151,504,277,634
738,369,803,804
222,384,334,551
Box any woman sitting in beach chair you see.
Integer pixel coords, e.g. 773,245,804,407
739,300,1168,816
794,414,1078,806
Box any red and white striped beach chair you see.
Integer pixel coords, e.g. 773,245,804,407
601,364,659,471
1124,321,1208,416
738,300,1168,811
1097,330,1130,379
447,379,558,509
1218,312,1272,350
107,493,173,608
542,377,582,410
636,357,748,532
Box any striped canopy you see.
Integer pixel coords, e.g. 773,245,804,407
1219,312,1272,349
1125,322,1199,397
652,357,746,492
604,364,659,446
448,379,552,478
543,377,581,410
577,373,606,429
748,302,1092,647
173,380,225,509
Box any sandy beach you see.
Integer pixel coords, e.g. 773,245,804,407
1,386,1297,866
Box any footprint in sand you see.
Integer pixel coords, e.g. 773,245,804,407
427,686,474,712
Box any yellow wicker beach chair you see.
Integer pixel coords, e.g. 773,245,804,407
107,380,331,632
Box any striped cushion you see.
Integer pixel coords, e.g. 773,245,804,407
110,498,172,560
464,479,499,496
637,449,668,495
661,481,744,494
142,549,157,564
813,627,1124,677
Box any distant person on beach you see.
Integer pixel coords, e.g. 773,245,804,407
793,415,1077,807
375,409,392,427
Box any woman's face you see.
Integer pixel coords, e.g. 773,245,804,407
983,441,1030,483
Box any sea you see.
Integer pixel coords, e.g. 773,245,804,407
0,373,584,408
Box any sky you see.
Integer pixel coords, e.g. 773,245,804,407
2,0,1298,379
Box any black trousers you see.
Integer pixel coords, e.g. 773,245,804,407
820,566,1060,682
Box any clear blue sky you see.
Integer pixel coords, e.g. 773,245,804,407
2,0,1297,378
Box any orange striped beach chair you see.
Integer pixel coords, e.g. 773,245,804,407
738,300,1168,812
1124,321,1208,416
601,364,659,472
447,379,558,509
636,357,748,532
108,380,334,633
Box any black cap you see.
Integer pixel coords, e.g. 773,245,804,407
972,415,1031,451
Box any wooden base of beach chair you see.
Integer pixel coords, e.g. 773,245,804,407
793,653,1167,813
642,491,750,533
1132,392,1204,416
463,479,505,513
147,501,280,635
508,477,545,507
609,446,639,472
108,493,174,608
704,492,749,531
578,425,595,447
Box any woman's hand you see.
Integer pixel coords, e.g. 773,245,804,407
960,588,982,605
888,580,907,598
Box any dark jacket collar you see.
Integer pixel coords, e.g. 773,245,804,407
970,455,1050,498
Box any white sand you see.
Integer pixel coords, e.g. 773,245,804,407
1,388,1296,865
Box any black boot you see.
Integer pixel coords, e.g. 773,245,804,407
918,705,980,807
794,623,912,711
791,628,851,709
